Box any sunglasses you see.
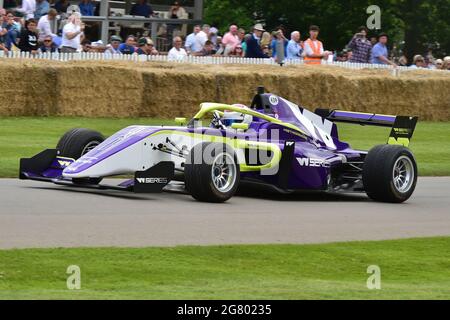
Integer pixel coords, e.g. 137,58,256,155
44,40,52,42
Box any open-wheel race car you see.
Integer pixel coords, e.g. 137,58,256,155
20,87,419,203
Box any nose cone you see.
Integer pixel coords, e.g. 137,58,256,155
63,126,160,176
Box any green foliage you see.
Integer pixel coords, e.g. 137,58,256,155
204,0,450,58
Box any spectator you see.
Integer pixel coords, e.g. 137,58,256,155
369,36,377,46
245,23,268,58
167,36,187,61
238,28,247,54
37,8,57,42
230,44,244,57
434,59,444,70
169,1,187,18
39,35,58,52
17,19,39,53
0,16,8,53
260,31,271,50
271,29,288,63
118,35,136,54
222,24,240,54
286,31,303,60
104,35,122,54
54,0,69,14
17,0,36,19
370,33,396,66
410,55,426,69
81,39,92,52
214,36,225,55
347,26,372,64
61,12,84,53
1,11,21,50
192,40,214,56
35,0,49,20
130,0,154,18
195,24,210,49
136,37,158,55
185,25,201,54
303,25,331,64
79,0,95,17
443,57,450,70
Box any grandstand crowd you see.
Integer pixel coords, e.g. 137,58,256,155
1,1,450,69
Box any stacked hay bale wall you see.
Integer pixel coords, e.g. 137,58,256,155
0,59,449,120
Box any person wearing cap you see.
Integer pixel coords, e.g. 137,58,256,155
104,35,122,54
168,36,187,61
303,25,331,65
136,37,158,55
245,23,268,59
410,55,426,69
370,33,396,66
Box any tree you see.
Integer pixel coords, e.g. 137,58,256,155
204,0,450,61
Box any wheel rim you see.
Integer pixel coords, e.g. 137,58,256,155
392,156,415,193
211,152,236,193
81,141,101,156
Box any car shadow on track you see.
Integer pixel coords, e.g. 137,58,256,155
24,184,371,203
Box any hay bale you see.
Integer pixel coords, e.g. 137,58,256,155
0,59,449,120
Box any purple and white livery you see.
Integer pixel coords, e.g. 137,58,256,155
20,87,419,203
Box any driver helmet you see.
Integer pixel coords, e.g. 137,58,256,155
220,105,253,128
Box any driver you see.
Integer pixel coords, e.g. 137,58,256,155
221,105,253,129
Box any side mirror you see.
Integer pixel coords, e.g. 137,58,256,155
231,123,249,130
175,117,187,126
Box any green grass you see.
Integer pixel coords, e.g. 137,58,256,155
0,237,449,299
0,117,449,177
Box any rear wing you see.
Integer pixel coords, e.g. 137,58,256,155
315,109,418,147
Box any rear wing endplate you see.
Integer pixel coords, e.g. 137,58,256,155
315,109,418,147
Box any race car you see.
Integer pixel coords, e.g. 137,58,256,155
20,87,418,203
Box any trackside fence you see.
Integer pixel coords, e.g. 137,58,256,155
0,50,448,76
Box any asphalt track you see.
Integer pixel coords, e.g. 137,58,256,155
0,178,449,249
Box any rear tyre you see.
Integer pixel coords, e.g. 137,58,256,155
185,142,240,203
362,145,417,203
56,128,105,185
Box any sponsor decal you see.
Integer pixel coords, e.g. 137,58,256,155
269,95,279,105
297,157,330,168
136,177,168,184
57,160,72,168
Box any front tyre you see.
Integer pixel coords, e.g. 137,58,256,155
57,128,105,185
185,142,240,203
362,145,417,203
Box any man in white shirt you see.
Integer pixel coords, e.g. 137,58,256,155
17,0,36,19
37,9,57,42
168,36,187,61
61,12,84,53
195,24,209,50
185,24,201,54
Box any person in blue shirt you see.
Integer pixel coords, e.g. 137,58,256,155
130,0,155,18
119,35,136,54
370,33,396,66
35,0,50,20
79,0,96,17
270,29,288,60
286,31,303,60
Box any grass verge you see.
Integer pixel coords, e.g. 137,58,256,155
0,237,449,299
0,117,449,177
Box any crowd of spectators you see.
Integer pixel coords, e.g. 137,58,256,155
1,2,450,70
